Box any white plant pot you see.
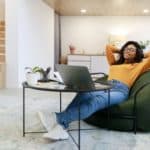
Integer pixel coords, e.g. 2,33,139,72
26,73,40,85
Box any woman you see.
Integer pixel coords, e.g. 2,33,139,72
38,41,150,140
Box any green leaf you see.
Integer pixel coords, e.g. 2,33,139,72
32,66,42,73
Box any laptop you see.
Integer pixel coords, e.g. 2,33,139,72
56,64,110,90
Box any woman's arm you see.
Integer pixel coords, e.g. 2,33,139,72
142,51,150,72
105,44,120,65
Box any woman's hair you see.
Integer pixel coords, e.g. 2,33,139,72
116,41,144,64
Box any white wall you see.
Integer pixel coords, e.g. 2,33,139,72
6,0,54,88
61,16,150,56
0,0,5,20
18,0,54,86
5,0,19,88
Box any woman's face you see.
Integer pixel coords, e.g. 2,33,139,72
123,44,137,60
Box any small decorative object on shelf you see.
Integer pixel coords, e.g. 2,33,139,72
139,40,150,50
25,66,51,84
69,44,76,54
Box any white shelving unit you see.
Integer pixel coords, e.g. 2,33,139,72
68,54,109,74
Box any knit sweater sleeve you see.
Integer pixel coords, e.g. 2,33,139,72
105,44,118,65
142,51,150,71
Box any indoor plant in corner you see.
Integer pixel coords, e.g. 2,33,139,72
139,40,150,51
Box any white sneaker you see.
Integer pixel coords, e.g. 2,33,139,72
38,111,57,132
43,124,69,140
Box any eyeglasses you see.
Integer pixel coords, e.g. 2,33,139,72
124,47,136,52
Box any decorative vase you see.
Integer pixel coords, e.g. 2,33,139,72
69,45,76,54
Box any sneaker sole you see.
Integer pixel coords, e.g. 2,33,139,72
43,132,69,140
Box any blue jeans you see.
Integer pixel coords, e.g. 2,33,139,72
56,80,129,128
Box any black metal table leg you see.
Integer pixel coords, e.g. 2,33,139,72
78,101,81,150
23,87,25,137
107,89,111,129
60,91,62,112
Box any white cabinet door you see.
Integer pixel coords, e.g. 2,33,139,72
68,55,91,72
68,55,90,61
91,56,109,74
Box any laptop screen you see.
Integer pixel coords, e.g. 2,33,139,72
56,64,95,90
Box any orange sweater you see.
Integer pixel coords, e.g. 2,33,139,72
106,45,150,87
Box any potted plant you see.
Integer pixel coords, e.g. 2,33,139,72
25,66,42,85
25,66,51,84
139,40,150,50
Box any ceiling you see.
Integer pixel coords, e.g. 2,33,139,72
43,0,150,16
